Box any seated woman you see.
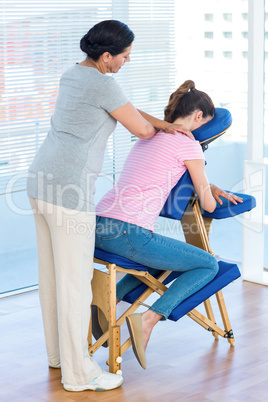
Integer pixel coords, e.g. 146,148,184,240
94,80,242,369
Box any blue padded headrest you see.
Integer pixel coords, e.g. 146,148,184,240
193,107,232,144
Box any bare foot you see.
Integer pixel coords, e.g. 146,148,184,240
141,310,163,351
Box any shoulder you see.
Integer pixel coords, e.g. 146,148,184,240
155,130,201,148
156,131,204,159
101,74,124,92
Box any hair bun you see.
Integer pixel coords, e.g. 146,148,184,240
80,20,134,61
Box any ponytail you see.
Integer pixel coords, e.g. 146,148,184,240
164,80,214,123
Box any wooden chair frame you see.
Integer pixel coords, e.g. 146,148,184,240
88,196,236,374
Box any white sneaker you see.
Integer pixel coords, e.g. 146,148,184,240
63,370,123,392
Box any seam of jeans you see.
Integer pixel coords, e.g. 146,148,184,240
140,227,152,237
96,222,124,231
123,231,137,257
149,306,169,320
98,232,124,240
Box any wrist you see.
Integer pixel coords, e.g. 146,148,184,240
159,120,169,132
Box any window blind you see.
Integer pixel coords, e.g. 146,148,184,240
0,0,175,194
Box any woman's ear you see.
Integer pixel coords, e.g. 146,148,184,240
101,52,113,63
195,110,203,121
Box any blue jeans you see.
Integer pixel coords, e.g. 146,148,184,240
95,216,219,320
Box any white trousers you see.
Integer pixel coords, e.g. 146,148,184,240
29,198,102,386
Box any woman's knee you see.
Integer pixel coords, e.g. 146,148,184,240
207,254,219,277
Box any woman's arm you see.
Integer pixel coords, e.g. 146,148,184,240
110,103,194,140
110,102,156,139
184,160,243,212
137,109,194,140
184,159,217,213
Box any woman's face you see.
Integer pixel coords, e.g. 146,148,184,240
107,44,132,74
192,113,213,131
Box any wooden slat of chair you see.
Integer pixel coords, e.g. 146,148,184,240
89,262,173,370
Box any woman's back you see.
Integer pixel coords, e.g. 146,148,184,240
96,131,204,230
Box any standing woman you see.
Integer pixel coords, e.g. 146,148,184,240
27,20,188,393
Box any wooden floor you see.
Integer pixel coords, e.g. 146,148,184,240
0,277,268,402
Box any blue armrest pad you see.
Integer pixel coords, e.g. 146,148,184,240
122,260,241,322
201,192,256,219
160,172,256,220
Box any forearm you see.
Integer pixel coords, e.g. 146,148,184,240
137,109,194,139
137,109,167,131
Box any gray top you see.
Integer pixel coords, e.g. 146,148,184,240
27,64,129,212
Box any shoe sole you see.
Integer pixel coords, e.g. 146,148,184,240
126,315,146,369
91,305,109,348
64,378,123,392
64,384,105,392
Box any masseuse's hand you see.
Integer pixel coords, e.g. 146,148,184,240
210,184,243,205
163,123,195,140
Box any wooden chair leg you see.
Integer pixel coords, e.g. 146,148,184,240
215,290,235,346
204,299,219,340
88,268,110,354
108,263,121,374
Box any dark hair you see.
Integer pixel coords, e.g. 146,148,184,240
164,80,215,123
80,20,135,61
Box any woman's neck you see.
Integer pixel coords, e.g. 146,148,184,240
172,116,193,131
79,58,107,74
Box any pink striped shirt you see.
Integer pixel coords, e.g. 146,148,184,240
96,130,204,231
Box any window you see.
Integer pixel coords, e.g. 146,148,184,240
265,1,268,151
223,32,233,39
223,51,233,59
175,0,248,264
204,50,214,58
223,13,233,22
0,0,176,295
204,32,214,39
204,14,214,22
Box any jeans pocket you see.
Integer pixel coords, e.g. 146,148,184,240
140,227,152,237
95,218,137,258
95,218,124,239
97,231,137,258
140,226,153,246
